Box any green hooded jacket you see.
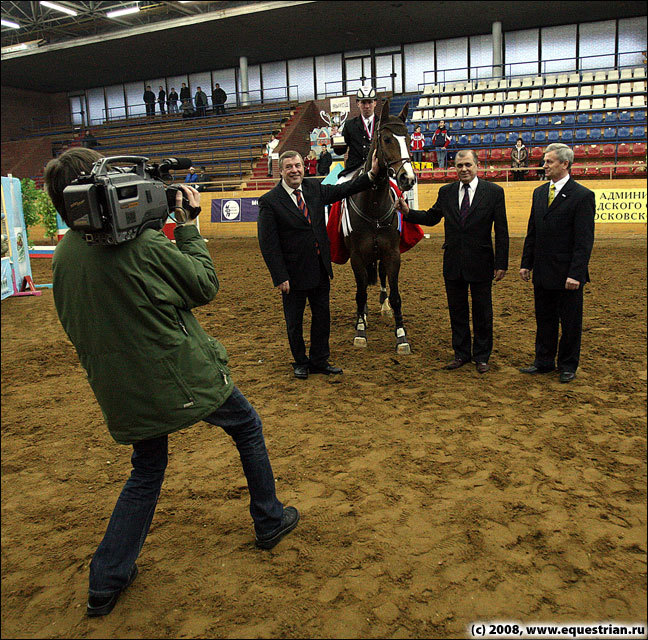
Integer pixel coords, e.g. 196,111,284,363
52,225,234,444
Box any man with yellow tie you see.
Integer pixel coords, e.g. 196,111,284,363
519,143,596,383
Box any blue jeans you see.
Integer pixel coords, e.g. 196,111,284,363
436,148,447,169
88,386,283,597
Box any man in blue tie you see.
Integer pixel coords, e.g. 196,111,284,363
397,149,509,373
519,143,595,383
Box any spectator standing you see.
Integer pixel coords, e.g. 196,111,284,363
212,83,227,115
519,143,595,384
158,87,166,115
317,145,333,176
185,166,199,184
181,99,195,119
167,88,179,114
432,120,452,169
511,138,528,181
143,85,156,117
43,148,300,618
266,131,280,177
82,130,100,149
195,87,208,117
179,83,191,106
411,124,425,168
304,150,318,176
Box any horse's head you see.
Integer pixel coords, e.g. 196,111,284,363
373,100,417,193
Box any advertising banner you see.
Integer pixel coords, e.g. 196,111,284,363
594,188,646,224
211,198,260,223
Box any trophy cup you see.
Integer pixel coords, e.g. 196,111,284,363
320,109,348,148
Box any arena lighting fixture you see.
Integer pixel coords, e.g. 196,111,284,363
39,1,79,17
106,5,140,19
1,18,21,29
2,38,45,53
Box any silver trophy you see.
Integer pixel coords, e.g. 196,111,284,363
320,109,348,147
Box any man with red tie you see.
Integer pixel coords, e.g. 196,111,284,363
397,149,509,373
258,150,379,379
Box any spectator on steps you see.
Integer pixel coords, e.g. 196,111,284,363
179,83,191,106
158,87,166,115
511,138,529,181
266,131,280,177
167,87,179,114
317,145,333,176
143,85,156,117
304,150,318,176
432,120,452,169
212,83,227,115
195,87,208,117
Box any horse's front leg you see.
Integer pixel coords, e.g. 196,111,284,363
378,260,393,320
385,253,411,355
350,254,369,348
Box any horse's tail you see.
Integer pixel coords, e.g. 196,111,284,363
366,261,377,286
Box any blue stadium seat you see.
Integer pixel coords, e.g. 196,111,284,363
473,119,485,130
458,134,469,146
603,127,616,139
521,131,532,144
562,129,573,142
470,133,482,145
618,126,631,138
589,128,602,140
632,126,646,138
605,112,617,124
633,110,646,123
547,130,560,142
508,132,519,143
424,136,433,148
462,120,474,131
450,120,462,131
537,115,550,127
551,115,562,126
591,112,604,124
534,130,546,143
486,119,498,130
499,118,511,128
564,114,576,125
525,116,536,127
495,132,507,144
575,129,588,140
512,117,524,128
407,123,415,133
618,111,631,122
483,133,494,145
577,113,589,125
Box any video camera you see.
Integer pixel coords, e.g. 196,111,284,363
62,156,197,245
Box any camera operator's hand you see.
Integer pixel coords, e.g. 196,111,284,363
175,184,201,226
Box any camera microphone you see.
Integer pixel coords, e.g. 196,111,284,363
158,157,192,172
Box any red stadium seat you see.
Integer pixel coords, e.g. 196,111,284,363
616,143,632,158
490,148,503,161
587,144,602,158
602,144,616,157
615,164,633,176
432,169,446,181
446,167,458,180
531,146,544,159
570,164,586,177
476,149,488,162
585,165,601,176
631,142,646,157
419,170,433,181
486,170,503,180
599,162,614,178
633,163,647,176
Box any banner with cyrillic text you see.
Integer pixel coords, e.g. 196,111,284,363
211,198,259,223
594,189,646,224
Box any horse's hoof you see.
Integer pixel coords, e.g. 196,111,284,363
380,305,393,320
396,342,411,355
354,337,367,348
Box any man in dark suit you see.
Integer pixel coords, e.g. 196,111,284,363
333,86,377,176
397,149,509,373
258,149,379,379
519,143,595,383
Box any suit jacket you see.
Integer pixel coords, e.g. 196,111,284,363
406,178,509,282
520,178,595,289
335,115,374,173
258,172,372,290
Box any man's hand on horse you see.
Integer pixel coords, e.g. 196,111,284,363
277,280,290,294
369,151,379,180
493,269,507,283
395,197,410,216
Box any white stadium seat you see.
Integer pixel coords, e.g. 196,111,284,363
633,81,647,93
591,98,605,109
580,85,592,96
526,102,538,113
450,94,462,105
544,75,557,85
594,70,607,82
532,76,544,86
509,77,522,88
503,103,515,115
553,100,565,112
514,102,527,114
476,80,488,91
521,76,533,87
531,89,542,100
495,92,505,102
498,79,508,89
632,94,646,107
467,106,479,117
507,91,519,101
439,95,450,106
604,97,617,109
634,67,647,79
557,74,569,84
412,110,424,121
605,83,618,94
539,101,553,112
565,100,578,111
519,89,530,101
486,80,499,90
568,73,581,84
472,93,483,104
479,105,491,116
578,98,591,110
607,69,620,81
618,96,632,109
619,68,633,80
422,84,434,95
445,108,457,119
555,87,567,98
581,72,594,83
592,84,605,96
484,92,495,102
542,88,555,99
567,86,579,97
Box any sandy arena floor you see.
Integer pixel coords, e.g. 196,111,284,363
1,236,646,639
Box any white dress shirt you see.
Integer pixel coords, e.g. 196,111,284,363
362,115,375,139
282,180,306,208
550,173,570,197
458,176,479,209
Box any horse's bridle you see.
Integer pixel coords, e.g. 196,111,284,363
374,123,414,187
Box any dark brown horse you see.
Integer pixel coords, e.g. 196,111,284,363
343,100,417,354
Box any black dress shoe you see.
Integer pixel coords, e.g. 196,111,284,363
519,364,555,374
255,506,300,549
293,365,309,379
87,564,138,617
309,363,343,375
444,358,469,370
475,362,490,374
559,371,576,383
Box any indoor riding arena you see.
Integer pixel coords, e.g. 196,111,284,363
1,3,646,639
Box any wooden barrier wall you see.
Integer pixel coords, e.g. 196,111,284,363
197,178,646,239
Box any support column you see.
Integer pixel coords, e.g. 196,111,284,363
492,21,503,78
240,56,249,106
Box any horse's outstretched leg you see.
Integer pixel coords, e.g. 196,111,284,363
378,260,393,320
350,255,369,348
385,253,411,355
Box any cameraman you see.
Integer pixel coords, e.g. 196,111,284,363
43,148,299,617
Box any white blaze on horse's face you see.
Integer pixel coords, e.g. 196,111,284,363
394,134,417,191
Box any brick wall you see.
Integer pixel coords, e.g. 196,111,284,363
1,86,70,142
